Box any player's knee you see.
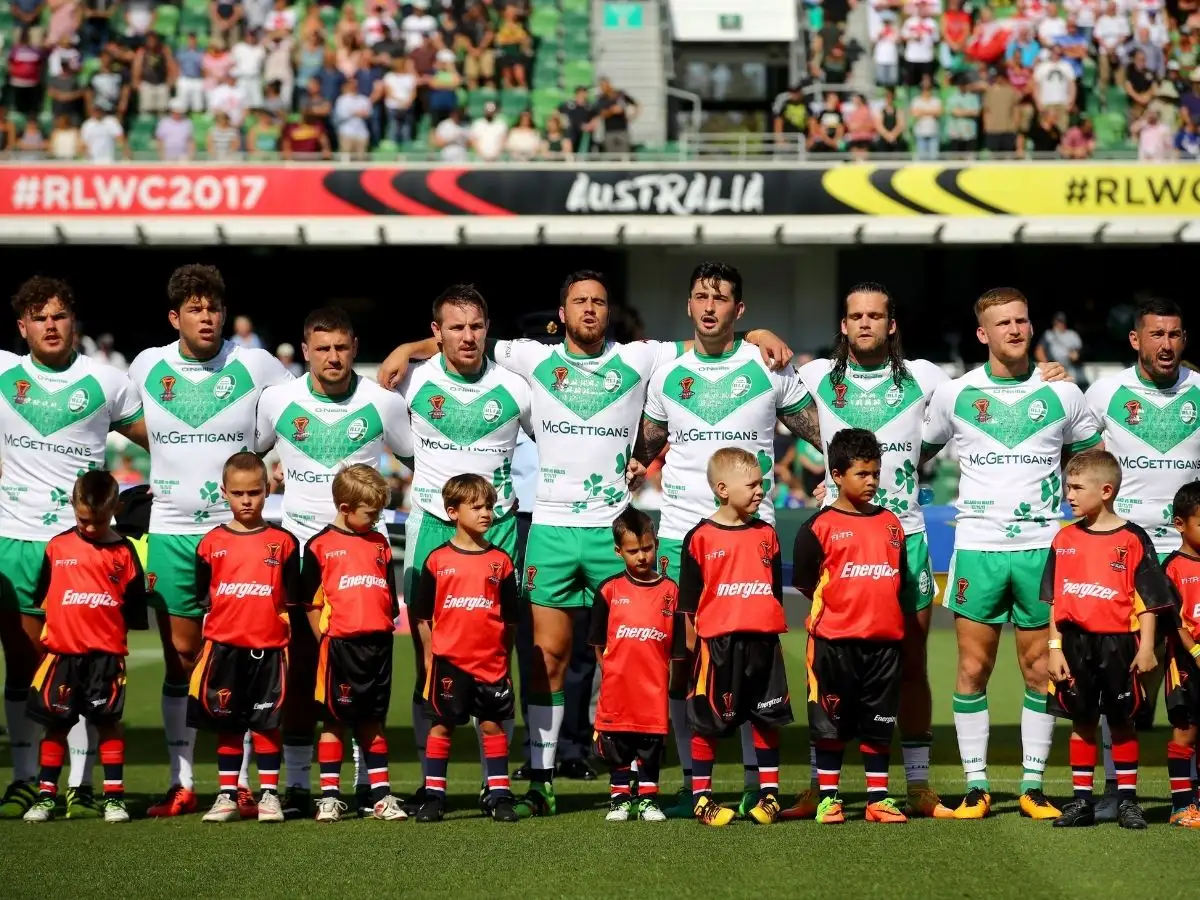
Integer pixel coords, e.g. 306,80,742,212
1019,648,1048,686
956,653,994,691
532,642,570,689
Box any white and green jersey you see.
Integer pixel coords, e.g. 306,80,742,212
255,373,413,543
0,352,142,541
397,355,531,522
1086,366,1200,554
799,357,949,535
491,338,683,527
128,340,292,534
922,363,1101,551
643,340,812,541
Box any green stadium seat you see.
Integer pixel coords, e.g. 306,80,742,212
562,59,594,88
373,139,400,160
7,112,26,133
563,10,589,33
563,33,591,58
527,6,561,40
466,87,498,118
80,56,102,82
1094,111,1126,151
154,4,180,37
191,113,213,147
531,86,566,123
561,0,588,15
320,6,340,33
500,87,529,115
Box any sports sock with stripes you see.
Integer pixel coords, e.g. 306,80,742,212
238,730,253,790
424,734,451,796
610,766,632,801
282,732,313,790
1019,688,1054,793
861,741,890,804
254,729,282,795
1111,733,1139,800
317,736,343,799
4,686,38,783
1167,741,1194,811
952,691,989,791
814,738,844,800
365,734,390,803
638,748,661,798
37,732,67,798
474,717,514,786
483,732,511,797
66,719,96,789
900,733,932,789
99,736,124,800
217,731,243,799
527,691,564,784
161,682,195,790
670,695,692,789
690,734,717,800
1069,730,1097,800
751,725,779,797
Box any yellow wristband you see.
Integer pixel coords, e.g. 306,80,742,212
1190,644,1200,660
1048,639,1062,650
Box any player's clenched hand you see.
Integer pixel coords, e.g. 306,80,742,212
1131,644,1158,675
376,347,412,389
1048,649,1071,683
751,330,793,371
812,482,827,503
1036,361,1072,383
626,458,646,492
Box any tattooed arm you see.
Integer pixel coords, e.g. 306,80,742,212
776,403,821,450
627,415,669,489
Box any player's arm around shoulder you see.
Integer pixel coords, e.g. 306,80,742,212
1054,380,1104,460
100,364,149,448
919,377,957,465
774,364,820,448
248,345,295,387
253,382,287,453
491,337,553,380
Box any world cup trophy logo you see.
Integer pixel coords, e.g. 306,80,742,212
265,542,281,567
12,379,31,405
291,416,310,442
679,377,694,400
216,688,232,711
832,383,848,409
441,677,454,698
159,375,176,403
973,398,992,423
1124,399,1142,426
722,692,735,718
337,684,353,705
955,578,969,604
429,395,446,420
552,367,569,391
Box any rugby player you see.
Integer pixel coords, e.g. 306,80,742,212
126,265,292,819
920,287,1101,819
630,261,820,817
0,276,147,820
255,306,412,817
377,272,790,816
1085,297,1198,820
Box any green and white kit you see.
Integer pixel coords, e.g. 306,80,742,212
799,357,949,611
1086,366,1200,556
256,373,413,545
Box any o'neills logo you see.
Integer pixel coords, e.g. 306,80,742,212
564,172,765,215
715,581,772,598
13,379,31,405
159,375,176,403
1061,581,1119,601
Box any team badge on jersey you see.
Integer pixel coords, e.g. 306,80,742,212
721,691,735,718
730,375,751,398
215,688,232,712
12,379,31,405
1111,545,1128,573
973,398,992,424
1182,401,1198,426
291,416,309,442
886,523,901,548
955,577,969,604
337,684,352,705
1027,399,1047,422
659,555,670,576
884,384,904,407
662,594,676,618
428,395,445,419
212,375,236,400
159,375,176,403
109,557,126,584
53,684,72,713
482,399,502,423
524,565,537,591
832,382,848,408
821,693,841,719
488,562,502,585
265,543,282,567
440,677,454,699
1124,399,1142,426
603,370,622,392
552,367,569,390
759,540,772,567
68,388,89,413
679,377,694,400
346,417,368,441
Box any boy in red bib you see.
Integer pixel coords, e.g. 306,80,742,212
1163,480,1200,827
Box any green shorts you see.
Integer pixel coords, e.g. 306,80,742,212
657,536,684,583
523,524,625,609
146,532,206,618
942,548,1051,629
0,537,48,615
901,532,936,614
402,506,518,601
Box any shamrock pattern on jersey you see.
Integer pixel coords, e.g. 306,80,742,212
410,381,522,445
276,402,384,468
1105,385,1200,454
1006,473,1062,538
144,359,256,427
662,361,773,425
954,385,1066,448
0,370,106,437
574,443,634,514
533,354,641,420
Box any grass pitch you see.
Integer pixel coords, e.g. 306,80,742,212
1,628,1193,899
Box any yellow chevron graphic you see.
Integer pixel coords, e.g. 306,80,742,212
891,166,993,216
820,165,918,216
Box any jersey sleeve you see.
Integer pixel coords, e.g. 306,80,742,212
106,369,144,428
1132,528,1179,615
382,388,414,463
411,558,437,622
649,339,687,370
769,529,784,604
896,529,909,594
121,544,149,631
298,537,324,609
499,558,519,625
1040,542,1058,607
911,359,951,406
386,554,400,620
921,381,954,453
670,610,689,659
490,339,551,379
587,587,610,647
1061,385,1102,452
642,368,668,426
677,532,703,615
516,378,534,439
775,364,812,415
791,518,824,596
254,388,280,453
280,539,301,607
194,538,213,614
259,351,295,388
126,350,151,401
1083,380,1113,433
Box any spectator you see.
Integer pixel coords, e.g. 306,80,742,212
363,4,399,50
202,36,234,95
541,113,573,158
246,107,281,157
232,28,266,108
772,83,809,147
1176,117,1200,158
1035,312,1085,384
398,0,435,51
558,85,594,153
123,0,153,46
208,72,245,127
282,108,331,159
7,29,46,117
91,333,126,371
87,49,128,119
337,32,363,79
910,74,943,159
354,47,386,143
1026,106,1065,154
1033,45,1076,132
1006,22,1041,73
175,32,205,112
231,315,263,350
469,99,508,161
592,76,637,155
1064,0,1100,41
383,54,416,143
901,5,938,86
808,91,844,153
207,109,242,159
81,0,117,57
336,2,358,44
0,104,14,154
49,112,80,158
47,0,81,47
48,36,83,81
1184,68,1200,127
1125,49,1158,121
296,31,326,92
1093,2,1129,103
1060,115,1096,157
946,74,982,153
1131,105,1174,158
133,30,175,118
427,47,462,123
1130,26,1165,79
333,78,372,157
263,0,296,41
263,29,294,109
155,98,195,160
458,1,496,89
276,343,303,377
11,0,46,42
940,0,972,75
874,12,901,86
874,86,907,153
844,93,876,159
299,76,332,125
211,0,245,46
1152,79,1180,131
79,99,124,160
505,108,540,161
494,4,531,88
317,47,346,106
48,57,84,124
1056,18,1090,103
1037,2,1068,45
431,104,469,161
15,118,46,158
110,455,141,487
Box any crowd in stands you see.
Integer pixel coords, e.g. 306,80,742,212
783,0,1200,158
0,0,641,160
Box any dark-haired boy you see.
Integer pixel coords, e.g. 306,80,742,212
793,428,909,825
0,276,146,821
127,264,294,819
1163,480,1200,827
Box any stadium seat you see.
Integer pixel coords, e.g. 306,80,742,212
563,59,594,89
563,10,590,33
528,6,561,40
563,32,591,58
531,86,566,127
561,0,589,14
500,87,530,116
154,4,180,37
373,139,400,160
467,86,499,118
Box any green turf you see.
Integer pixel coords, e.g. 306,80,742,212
0,628,1191,899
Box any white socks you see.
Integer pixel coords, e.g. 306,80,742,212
238,731,253,788
952,692,989,789
1019,688,1055,792
527,701,565,773
162,691,195,790
283,742,313,790
66,719,97,788
901,737,932,787
4,688,39,782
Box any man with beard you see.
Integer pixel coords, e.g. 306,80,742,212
1085,297,1198,820
921,287,1100,820
377,271,790,817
